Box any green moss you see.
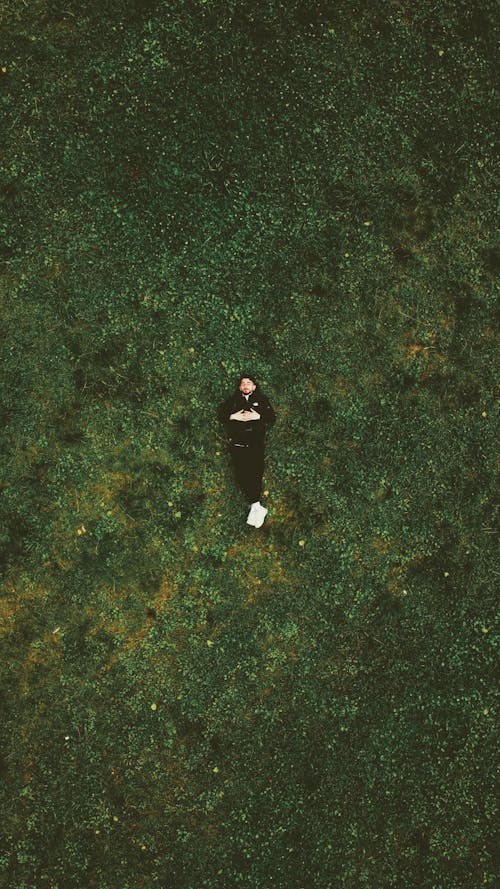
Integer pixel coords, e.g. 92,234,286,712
0,1,497,887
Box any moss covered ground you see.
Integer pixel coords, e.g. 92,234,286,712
0,2,497,887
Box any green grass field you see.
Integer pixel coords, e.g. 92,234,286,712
0,2,497,887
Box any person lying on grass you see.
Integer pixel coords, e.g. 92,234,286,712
217,373,276,527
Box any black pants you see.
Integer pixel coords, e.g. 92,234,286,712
229,442,265,504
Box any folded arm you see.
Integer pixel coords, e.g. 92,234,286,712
218,394,276,425
229,408,261,421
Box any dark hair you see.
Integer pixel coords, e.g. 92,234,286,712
237,373,258,386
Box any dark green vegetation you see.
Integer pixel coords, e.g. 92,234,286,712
0,1,497,886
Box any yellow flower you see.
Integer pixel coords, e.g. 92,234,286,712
438,49,445,56
482,411,487,417
213,766,219,773
150,702,157,711
299,539,305,546
207,639,214,646
1,67,7,74
444,571,449,577
482,627,489,634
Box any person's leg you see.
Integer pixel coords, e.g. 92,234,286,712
230,445,264,502
245,445,268,527
230,444,268,526
246,445,265,504
230,446,253,501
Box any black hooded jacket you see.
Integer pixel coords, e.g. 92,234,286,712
217,385,276,446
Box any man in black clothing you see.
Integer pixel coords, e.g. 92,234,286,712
218,374,276,527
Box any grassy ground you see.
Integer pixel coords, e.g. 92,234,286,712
0,2,497,887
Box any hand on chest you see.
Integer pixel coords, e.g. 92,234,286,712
230,397,261,422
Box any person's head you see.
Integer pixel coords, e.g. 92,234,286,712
238,374,257,396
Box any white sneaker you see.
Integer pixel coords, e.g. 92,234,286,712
252,504,268,528
246,503,259,526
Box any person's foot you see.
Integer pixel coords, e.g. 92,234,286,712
246,503,259,526
251,503,268,528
